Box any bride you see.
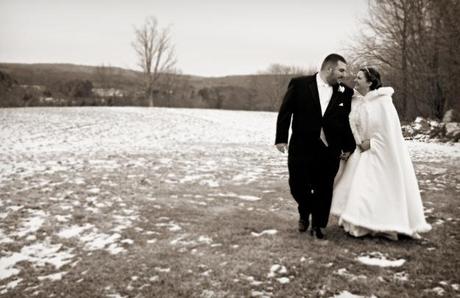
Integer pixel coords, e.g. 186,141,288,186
331,66,431,240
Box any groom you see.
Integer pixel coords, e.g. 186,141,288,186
275,53,356,239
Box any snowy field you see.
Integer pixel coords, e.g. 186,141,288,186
0,107,459,297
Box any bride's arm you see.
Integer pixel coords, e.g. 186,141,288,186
348,99,363,146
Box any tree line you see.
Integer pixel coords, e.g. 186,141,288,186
348,0,460,120
0,64,300,111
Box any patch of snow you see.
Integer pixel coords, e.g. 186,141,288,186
106,294,128,298
356,254,405,267
250,280,263,286
335,268,367,281
198,236,213,244
434,219,445,225
80,232,121,250
155,222,182,232
15,210,46,237
268,264,287,278
0,278,23,291
277,277,290,284
393,272,409,282
57,224,94,238
425,287,445,296
279,267,288,274
8,205,24,212
74,178,85,185
251,229,277,237
37,272,66,281
111,214,137,233
238,195,261,201
201,269,212,276
201,290,216,298
0,229,14,244
107,243,125,255
439,281,449,286
55,214,72,222
149,276,159,282
170,235,196,246
87,187,100,194
25,235,37,241
121,239,134,245
331,291,377,298
0,241,74,280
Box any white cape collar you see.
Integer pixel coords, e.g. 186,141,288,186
364,87,394,101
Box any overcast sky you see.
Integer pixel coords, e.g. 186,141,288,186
0,0,368,77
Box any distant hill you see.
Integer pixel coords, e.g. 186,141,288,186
0,63,294,110
0,63,260,90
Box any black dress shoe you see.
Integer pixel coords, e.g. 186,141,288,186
298,218,309,232
311,227,325,239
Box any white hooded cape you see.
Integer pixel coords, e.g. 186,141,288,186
331,87,431,237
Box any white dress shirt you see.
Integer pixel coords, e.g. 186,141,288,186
316,74,333,146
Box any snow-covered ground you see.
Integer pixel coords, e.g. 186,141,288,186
1,107,459,156
0,107,459,296
1,107,458,182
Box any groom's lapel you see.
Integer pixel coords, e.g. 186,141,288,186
308,74,322,119
323,84,339,118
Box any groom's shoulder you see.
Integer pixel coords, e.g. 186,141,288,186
341,83,354,98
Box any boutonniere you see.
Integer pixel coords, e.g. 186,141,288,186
338,85,345,93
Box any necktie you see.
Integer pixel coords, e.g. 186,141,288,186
320,127,328,146
320,83,330,147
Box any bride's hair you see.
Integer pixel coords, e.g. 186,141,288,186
360,67,382,90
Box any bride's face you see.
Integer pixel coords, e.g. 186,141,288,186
354,71,371,95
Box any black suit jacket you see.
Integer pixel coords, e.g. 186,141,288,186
275,74,356,158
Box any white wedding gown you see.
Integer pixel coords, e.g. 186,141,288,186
331,87,431,239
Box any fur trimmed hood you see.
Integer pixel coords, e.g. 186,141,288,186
366,87,394,99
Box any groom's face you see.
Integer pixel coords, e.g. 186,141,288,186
327,61,347,85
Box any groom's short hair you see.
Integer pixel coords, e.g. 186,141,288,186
321,54,347,70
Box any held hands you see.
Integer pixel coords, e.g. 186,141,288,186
276,143,360,157
340,151,351,161
275,143,288,153
358,139,371,152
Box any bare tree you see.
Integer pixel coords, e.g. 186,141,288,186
428,0,460,118
348,0,460,120
132,16,177,107
348,0,416,118
253,64,309,111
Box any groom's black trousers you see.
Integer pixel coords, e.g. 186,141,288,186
288,141,340,228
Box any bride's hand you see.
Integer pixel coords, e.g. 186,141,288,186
358,139,371,152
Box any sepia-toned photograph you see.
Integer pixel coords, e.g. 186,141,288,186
0,0,459,297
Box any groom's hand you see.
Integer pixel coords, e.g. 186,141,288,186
340,151,351,161
275,143,288,153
